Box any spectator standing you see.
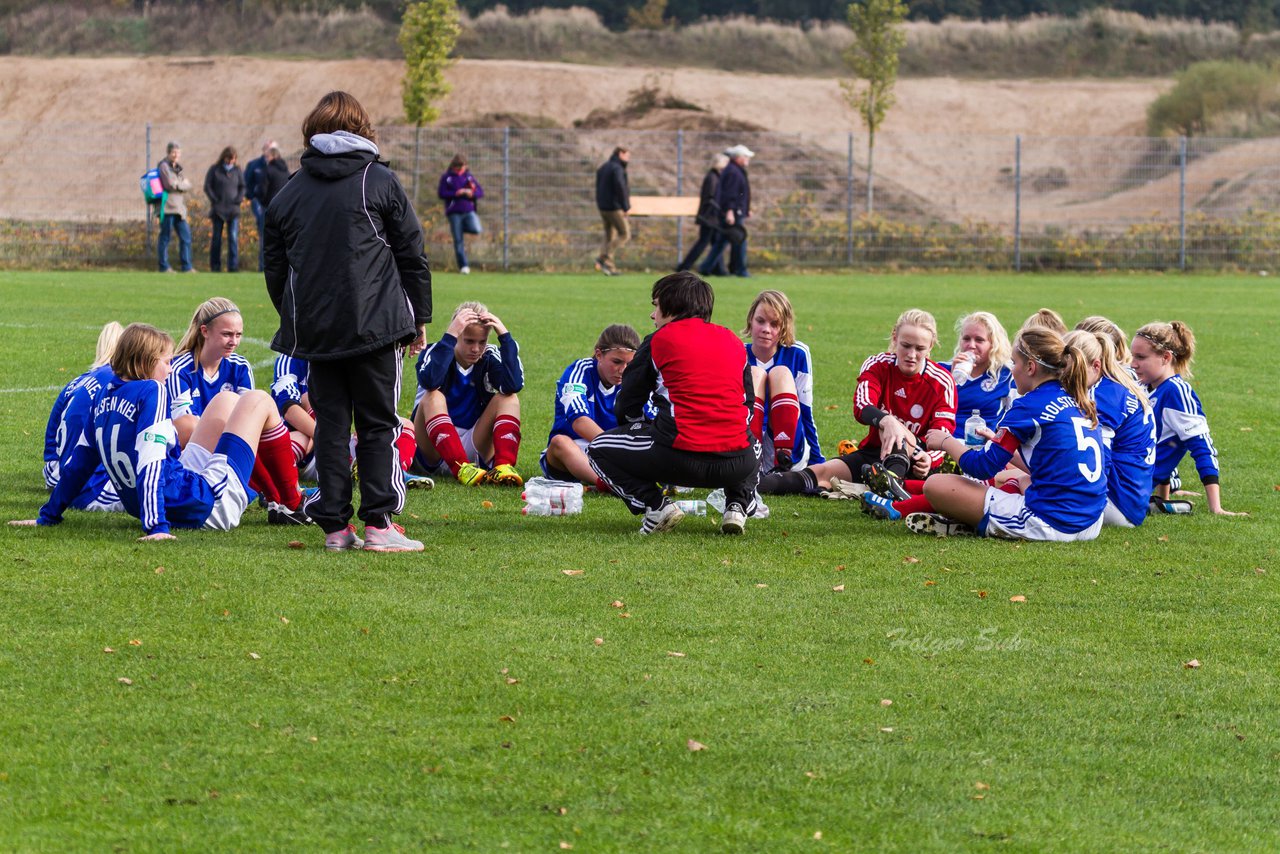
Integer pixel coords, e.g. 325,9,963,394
244,140,275,272
700,144,754,279
203,146,245,273
264,91,432,553
594,146,631,276
438,153,484,274
678,153,728,274
156,141,195,273
262,145,291,210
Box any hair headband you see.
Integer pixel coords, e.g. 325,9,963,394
1135,331,1167,351
1016,341,1061,372
202,308,241,326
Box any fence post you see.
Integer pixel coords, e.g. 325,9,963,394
145,122,153,256
675,129,684,267
1014,135,1022,273
845,132,854,267
1178,136,1187,272
502,127,510,271
412,126,421,209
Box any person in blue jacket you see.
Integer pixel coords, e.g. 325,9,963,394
438,153,484,274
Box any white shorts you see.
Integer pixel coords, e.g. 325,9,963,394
180,442,251,531
423,425,489,474
981,487,1103,542
1102,498,1135,528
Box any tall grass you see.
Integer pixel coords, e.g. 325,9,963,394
2,3,1279,77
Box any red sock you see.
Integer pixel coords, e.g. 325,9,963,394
394,424,417,472
904,479,926,495
750,396,765,441
425,413,468,475
249,457,281,506
257,421,301,510
768,392,800,455
1000,479,1023,494
893,494,934,515
290,436,307,466
594,477,613,495
491,414,521,468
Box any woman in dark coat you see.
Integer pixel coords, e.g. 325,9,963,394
677,153,728,274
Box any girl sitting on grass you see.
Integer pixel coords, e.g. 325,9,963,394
540,323,639,489
907,325,1107,540
1130,320,1243,516
742,289,825,473
941,311,1016,438
14,323,302,541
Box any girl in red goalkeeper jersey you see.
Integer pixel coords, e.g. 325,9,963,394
759,308,956,498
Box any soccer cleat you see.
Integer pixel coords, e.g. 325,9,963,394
861,492,901,521
720,503,747,535
488,464,524,487
639,502,684,535
905,512,974,538
325,524,364,551
935,455,962,476
820,477,868,501
460,265,471,275
456,462,490,486
403,472,435,490
769,448,794,474
836,439,857,457
363,522,424,552
862,462,911,502
267,501,313,525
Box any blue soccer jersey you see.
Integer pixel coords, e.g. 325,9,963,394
941,362,1016,439
1147,374,1219,486
40,379,217,535
414,332,524,429
547,358,620,441
1093,377,1156,526
271,355,309,416
958,381,1107,534
745,341,825,465
44,365,113,486
47,364,122,511
167,351,255,419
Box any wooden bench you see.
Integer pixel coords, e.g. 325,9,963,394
628,196,700,217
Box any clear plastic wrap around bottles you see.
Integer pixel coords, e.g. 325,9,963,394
521,477,584,516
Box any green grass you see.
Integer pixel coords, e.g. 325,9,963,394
1,270,1277,851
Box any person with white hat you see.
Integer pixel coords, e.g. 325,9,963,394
699,144,754,278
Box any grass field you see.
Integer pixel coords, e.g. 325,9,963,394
1,270,1276,851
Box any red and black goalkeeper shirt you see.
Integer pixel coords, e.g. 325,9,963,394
615,318,753,453
853,352,957,464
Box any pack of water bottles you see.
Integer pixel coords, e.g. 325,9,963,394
521,477,585,516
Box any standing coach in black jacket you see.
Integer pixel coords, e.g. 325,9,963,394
264,91,432,553
594,145,630,276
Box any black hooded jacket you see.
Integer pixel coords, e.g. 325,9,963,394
264,134,432,362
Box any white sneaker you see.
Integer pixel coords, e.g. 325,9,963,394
364,523,424,552
720,503,747,535
640,502,684,535
325,524,364,551
460,266,471,275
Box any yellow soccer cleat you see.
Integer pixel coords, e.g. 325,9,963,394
488,464,524,487
456,462,490,486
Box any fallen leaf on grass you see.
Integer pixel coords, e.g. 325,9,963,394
903,556,920,564
248,652,261,660
288,540,306,549
1256,568,1266,575
1240,426,1253,432
559,842,573,850
280,616,290,624
128,639,142,647
619,612,631,619
610,600,625,608
976,590,988,599
117,677,133,686
863,658,875,665
103,647,114,654
505,677,520,685
880,698,893,706
972,794,986,801
814,831,823,840
832,584,845,592
1009,595,1027,603
805,771,819,779
1184,659,1201,669
1158,535,1169,543
835,565,846,572
880,727,894,733
667,651,686,658
499,715,516,723
593,637,604,646
481,500,494,509
974,781,990,790
154,566,164,574
562,569,584,576
755,583,768,588
686,739,707,751
924,580,937,587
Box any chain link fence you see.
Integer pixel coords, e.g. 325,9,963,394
3,123,1279,272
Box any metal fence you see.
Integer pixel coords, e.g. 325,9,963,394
3,123,1280,271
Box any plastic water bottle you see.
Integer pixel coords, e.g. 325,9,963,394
674,500,707,516
951,358,975,385
964,409,987,448
521,477,584,516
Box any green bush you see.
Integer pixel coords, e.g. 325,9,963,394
1147,60,1280,137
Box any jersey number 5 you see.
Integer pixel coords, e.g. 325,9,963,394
1071,417,1103,483
97,424,137,489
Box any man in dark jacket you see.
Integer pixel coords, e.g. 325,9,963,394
204,146,245,273
678,152,728,273
244,139,274,272
264,91,432,553
699,144,754,279
594,146,630,276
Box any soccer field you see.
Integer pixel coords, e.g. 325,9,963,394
1,269,1276,850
